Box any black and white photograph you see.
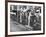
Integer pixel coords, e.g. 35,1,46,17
8,2,44,35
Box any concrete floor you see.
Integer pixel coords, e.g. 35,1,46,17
10,18,33,32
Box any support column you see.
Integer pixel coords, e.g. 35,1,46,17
28,12,30,26
17,6,19,22
20,12,22,23
17,12,18,22
25,12,28,25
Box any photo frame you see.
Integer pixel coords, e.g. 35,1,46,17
5,1,45,36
